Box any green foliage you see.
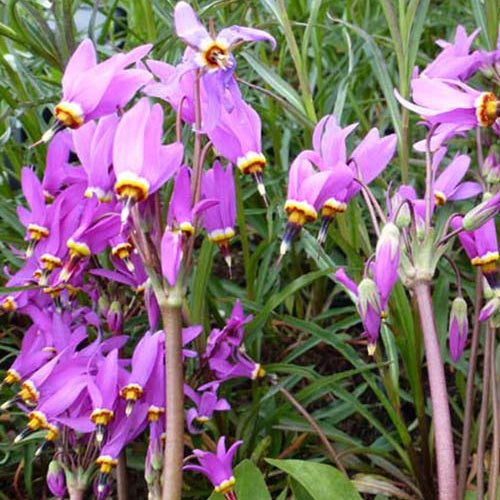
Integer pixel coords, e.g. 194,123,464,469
0,0,497,498
267,458,362,499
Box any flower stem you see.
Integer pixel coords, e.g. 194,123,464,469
477,323,493,499
488,325,499,500
160,302,184,500
457,271,483,499
413,281,457,500
116,454,128,500
273,379,346,474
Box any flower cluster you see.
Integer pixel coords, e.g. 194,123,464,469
1,2,276,498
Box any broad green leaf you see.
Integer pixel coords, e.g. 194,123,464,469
266,459,362,500
208,459,271,500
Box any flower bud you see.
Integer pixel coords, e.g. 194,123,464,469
357,278,382,355
47,460,66,498
98,295,109,316
463,192,500,231
107,301,122,334
448,297,468,362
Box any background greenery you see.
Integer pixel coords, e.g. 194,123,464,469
0,0,497,498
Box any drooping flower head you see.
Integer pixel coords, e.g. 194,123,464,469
208,100,268,202
395,78,500,129
185,436,242,496
448,297,468,362
113,98,183,223
36,39,152,144
201,161,236,269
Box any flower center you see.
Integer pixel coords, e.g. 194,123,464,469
284,200,318,225
2,296,17,312
321,198,347,218
40,253,63,271
96,455,118,474
251,363,266,380
237,152,266,176
27,223,49,241
27,410,48,430
112,242,133,260
120,383,144,401
115,172,150,202
475,92,500,127
19,380,39,405
90,408,115,426
54,101,84,129
434,190,447,206
4,369,20,385
148,405,165,422
214,476,236,494
471,251,499,273
202,41,232,70
67,238,91,258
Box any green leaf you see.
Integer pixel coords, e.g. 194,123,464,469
208,459,271,500
266,459,362,500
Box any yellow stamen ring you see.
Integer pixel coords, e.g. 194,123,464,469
284,200,317,225
179,221,195,236
434,190,447,206
27,410,48,430
120,383,144,401
475,92,499,127
2,296,18,312
214,476,236,494
200,40,232,70
54,101,84,129
111,242,133,260
237,152,266,176
19,380,39,405
322,198,347,218
27,223,49,241
471,251,499,273
115,173,150,202
4,369,20,385
148,405,165,422
67,238,91,258
90,408,115,426
96,455,118,474
251,363,266,380
40,253,63,271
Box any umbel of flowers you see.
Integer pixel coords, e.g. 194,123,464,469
1,2,274,499
276,23,500,500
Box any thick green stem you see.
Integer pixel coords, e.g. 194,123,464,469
457,272,483,499
414,281,457,500
160,302,184,500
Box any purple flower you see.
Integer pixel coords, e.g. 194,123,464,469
357,278,382,355
421,26,486,81
208,101,268,201
202,162,236,267
373,223,400,310
452,215,498,287
395,78,499,128
433,149,481,205
185,436,242,494
73,115,119,202
185,385,230,434
161,229,184,287
120,331,161,416
113,98,183,223
280,156,341,255
449,297,468,362
39,39,152,144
